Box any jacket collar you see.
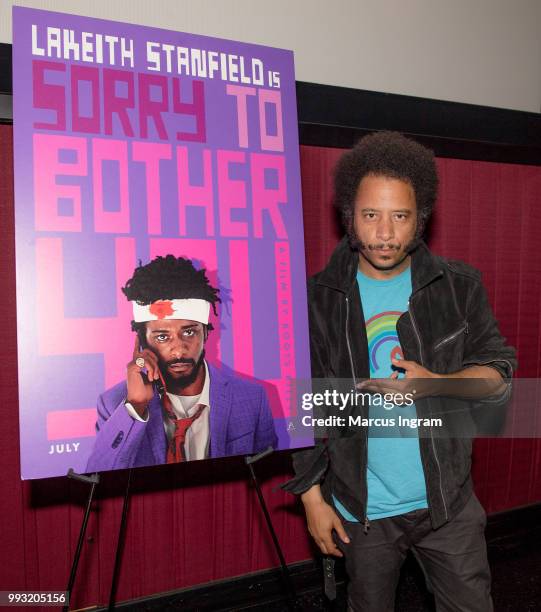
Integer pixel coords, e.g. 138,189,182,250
316,237,444,293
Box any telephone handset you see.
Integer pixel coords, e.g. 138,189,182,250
137,328,148,351
136,330,165,396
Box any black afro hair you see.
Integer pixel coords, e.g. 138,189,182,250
123,255,220,331
334,131,438,245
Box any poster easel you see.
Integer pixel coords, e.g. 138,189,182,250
65,449,297,610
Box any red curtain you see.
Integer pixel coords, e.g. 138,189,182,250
1,130,540,609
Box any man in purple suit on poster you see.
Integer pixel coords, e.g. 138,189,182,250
86,255,277,472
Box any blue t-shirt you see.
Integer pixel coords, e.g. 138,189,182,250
334,266,428,521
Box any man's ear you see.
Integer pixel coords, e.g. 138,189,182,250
203,325,209,342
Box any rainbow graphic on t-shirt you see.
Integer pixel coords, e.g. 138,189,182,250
366,311,404,373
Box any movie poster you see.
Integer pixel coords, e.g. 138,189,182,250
12,7,311,479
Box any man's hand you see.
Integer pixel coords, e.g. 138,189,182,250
358,358,506,400
126,336,160,417
358,357,438,399
301,485,350,557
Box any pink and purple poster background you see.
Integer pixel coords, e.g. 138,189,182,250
13,6,311,479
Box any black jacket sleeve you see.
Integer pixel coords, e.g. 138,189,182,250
462,279,517,380
460,278,517,434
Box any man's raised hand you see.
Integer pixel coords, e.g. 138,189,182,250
126,335,159,417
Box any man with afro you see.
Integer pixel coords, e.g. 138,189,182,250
87,255,277,470
284,132,516,611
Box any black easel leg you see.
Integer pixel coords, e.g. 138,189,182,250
108,469,133,611
246,448,297,608
64,470,100,612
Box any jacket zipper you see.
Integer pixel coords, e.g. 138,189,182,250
345,295,370,532
408,298,424,365
433,322,469,351
408,297,449,521
344,296,357,384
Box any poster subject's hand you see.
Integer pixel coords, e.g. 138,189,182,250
126,336,160,417
301,485,349,557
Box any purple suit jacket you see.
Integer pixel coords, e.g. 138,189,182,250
86,364,277,472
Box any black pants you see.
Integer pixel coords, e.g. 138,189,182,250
335,494,492,612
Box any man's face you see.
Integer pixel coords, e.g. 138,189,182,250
353,175,417,279
145,319,206,388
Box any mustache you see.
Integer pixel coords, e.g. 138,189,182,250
363,243,401,251
349,237,421,254
165,357,196,367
